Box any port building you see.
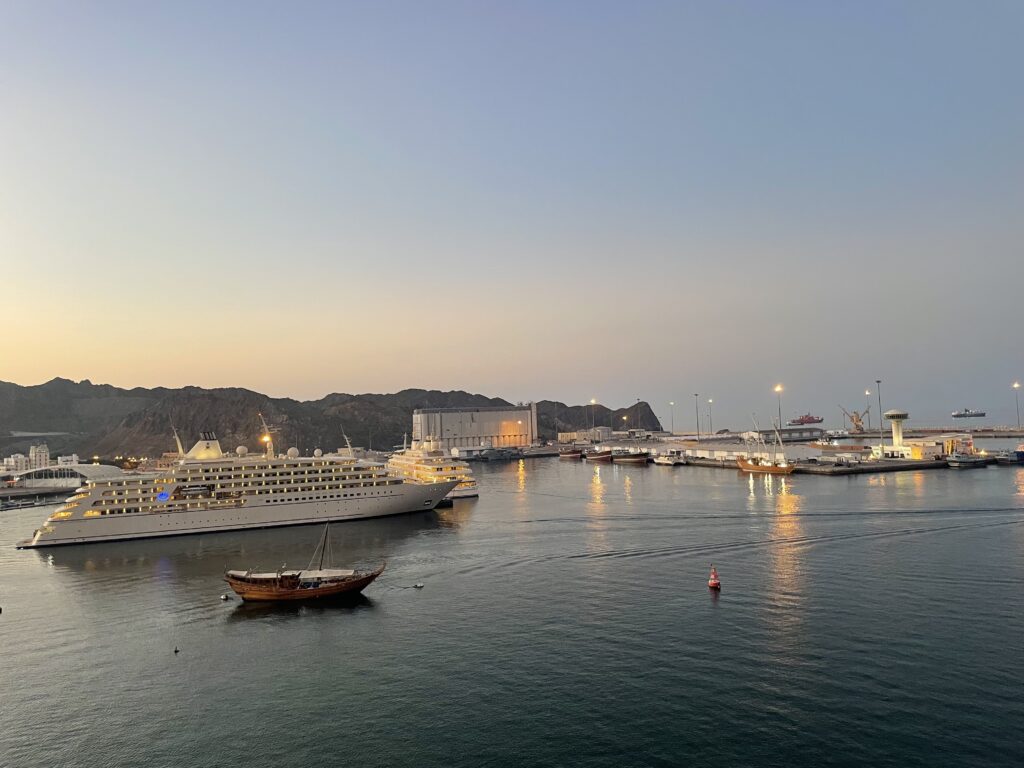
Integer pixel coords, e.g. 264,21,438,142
868,409,969,459
558,427,613,443
413,404,538,456
13,463,125,488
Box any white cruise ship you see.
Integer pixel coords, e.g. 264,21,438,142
17,431,457,549
386,437,479,502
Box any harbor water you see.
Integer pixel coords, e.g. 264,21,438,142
2,459,1023,767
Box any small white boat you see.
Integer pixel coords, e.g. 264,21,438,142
653,449,688,466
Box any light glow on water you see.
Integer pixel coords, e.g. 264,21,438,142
2,461,1024,767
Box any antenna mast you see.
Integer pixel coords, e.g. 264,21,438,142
170,423,185,457
258,412,275,459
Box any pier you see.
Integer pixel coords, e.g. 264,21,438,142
0,487,68,510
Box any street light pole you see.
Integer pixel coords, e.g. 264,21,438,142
669,402,675,434
865,389,872,432
708,399,714,436
774,384,783,446
876,379,883,453
1014,382,1021,431
694,393,700,442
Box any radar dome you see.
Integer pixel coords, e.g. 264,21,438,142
287,447,299,458
313,449,323,458
237,446,248,457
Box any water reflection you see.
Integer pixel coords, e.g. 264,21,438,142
1015,468,1024,496
623,475,633,504
38,512,443,580
746,473,791,512
589,466,606,508
587,466,609,553
775,478,802,517
516,459,527,493
767,478,804,652
436,497,477,530
227,593,375,622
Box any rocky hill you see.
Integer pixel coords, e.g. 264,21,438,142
0,379,662,458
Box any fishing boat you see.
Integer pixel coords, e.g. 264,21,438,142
708,565,721,590
653,449,687,466
995,444,1024,465
224,524,384,602
736,456,796,475
559,447,584,460
583,448,613,462
612,448,650,464
946,452,988,469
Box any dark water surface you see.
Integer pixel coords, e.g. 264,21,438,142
2,460,1023,767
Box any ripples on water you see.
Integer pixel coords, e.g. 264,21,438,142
2,461,1023,767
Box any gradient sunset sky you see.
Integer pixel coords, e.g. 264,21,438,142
2,2,1022,428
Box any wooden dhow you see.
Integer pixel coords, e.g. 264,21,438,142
225,524,385,602
736,456,796,475
738,416,796,475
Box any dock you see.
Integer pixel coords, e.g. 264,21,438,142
580,436,1009,477
0,487,68,510
681,456,950,474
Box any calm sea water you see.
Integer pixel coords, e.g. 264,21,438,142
2,459,1023,767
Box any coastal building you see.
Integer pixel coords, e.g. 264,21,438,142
14,463,125,489
413,404,538,457
868,410,961,459
740,426,825,443
29,444,50,469
558,427,613,443
4,453,29,472
57,454,80,466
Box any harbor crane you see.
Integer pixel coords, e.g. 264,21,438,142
839,405,871,434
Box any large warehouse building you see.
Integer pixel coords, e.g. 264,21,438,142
412,404,538,456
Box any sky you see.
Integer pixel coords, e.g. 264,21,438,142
1,1,1022,429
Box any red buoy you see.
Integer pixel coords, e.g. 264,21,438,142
708,564,721,590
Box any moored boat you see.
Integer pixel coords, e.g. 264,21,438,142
225,524,385,602
559,448,584,460
653,449,687,466
612,448,650,464
583,448,613,462
946,452,988,469
995,445,1024,465
737,456,796,475
386,437,478,502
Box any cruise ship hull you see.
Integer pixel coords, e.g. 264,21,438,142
17,481,457,549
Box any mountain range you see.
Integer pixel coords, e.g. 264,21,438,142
0,379,662,458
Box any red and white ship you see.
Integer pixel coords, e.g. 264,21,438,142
786,413,824,426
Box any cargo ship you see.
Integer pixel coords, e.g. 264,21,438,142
786,413,824,426
951,409,985,419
